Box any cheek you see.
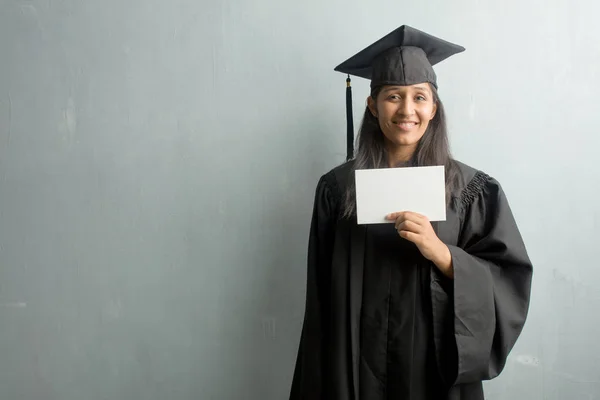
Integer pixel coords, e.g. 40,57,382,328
377,101,398,116
418,106,435,122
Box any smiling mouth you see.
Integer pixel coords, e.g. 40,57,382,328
394,121,419,130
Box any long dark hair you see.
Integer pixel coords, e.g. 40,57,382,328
342,83,461,218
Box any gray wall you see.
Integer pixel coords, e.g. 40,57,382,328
1,0,598,399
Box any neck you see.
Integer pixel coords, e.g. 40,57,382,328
386,143,416,168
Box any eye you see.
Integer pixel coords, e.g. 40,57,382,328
415,95,427,101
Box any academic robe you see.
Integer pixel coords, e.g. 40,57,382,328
289,160,533,400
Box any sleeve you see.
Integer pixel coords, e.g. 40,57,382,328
289,173,339,400
433,172,533,386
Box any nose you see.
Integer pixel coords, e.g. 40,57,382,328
397,98,416,117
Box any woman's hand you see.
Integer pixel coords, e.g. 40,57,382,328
386,211,454,279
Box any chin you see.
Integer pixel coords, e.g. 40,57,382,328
389,135,421,147
398,138,420,146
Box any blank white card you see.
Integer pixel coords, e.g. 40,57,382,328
355,165,446,225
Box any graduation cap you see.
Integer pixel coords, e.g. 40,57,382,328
334,25,465,161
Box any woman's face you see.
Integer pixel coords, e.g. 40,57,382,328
368,84,437,152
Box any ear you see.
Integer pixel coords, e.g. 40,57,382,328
367,96,378,118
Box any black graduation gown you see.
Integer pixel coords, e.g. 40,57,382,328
289,160,533,400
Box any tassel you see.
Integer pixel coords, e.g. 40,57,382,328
346,74,354,161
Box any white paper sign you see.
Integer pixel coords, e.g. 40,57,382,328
355,165,446,224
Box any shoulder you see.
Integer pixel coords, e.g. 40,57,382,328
329,159,355,183
452,160,504,209
317,160,355,197
310,160,355,218
453,160,486,185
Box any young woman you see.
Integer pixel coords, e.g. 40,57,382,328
290,25,533,400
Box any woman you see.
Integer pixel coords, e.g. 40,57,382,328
290,26,533,400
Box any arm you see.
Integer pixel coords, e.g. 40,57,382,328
290,174,338,399
437,173,533,385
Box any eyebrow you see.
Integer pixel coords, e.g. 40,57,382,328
413,86,430,92
383,85,431,94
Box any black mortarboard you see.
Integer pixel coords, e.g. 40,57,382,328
334,25,465,160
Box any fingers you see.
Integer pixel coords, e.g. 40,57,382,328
388,211,428,228
404,211,427,222
386,211,428,220
386,211,415,220
386,212,402,221
398,230,421,244
395,219,421,232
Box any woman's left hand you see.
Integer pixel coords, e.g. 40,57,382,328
386,211,454,279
